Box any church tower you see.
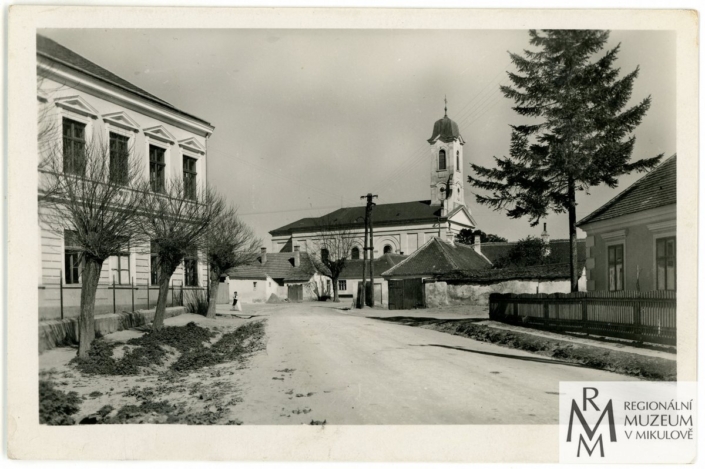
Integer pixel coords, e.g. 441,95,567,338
428,98,465,215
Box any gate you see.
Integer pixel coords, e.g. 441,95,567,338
388,278,425,310
216,279,230,304
288,284,303,302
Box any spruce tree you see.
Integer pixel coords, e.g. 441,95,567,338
468,30,662,291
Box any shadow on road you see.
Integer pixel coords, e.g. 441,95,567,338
413,343,589,369
371,316,487,326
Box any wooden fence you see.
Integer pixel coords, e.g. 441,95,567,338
488,290,676,346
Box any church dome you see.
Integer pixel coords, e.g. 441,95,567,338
428,113,465,144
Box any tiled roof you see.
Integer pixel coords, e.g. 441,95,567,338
481,239,587,265
225,252,318,282
578,155,677,226
339,254,407,279
37,35,213,128
382,238,492,277
270,200,446,236
437,262,583,282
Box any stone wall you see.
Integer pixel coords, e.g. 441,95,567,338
424,278,580,307
38,306,185,353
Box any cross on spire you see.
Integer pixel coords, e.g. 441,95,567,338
444,95,448,116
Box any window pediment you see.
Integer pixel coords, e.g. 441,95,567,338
54,95,99,119
144,125,176,145
178,137,206,155
103,111,140,133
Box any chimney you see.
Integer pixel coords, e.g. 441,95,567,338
541,222,550,244
293,245,300,267
261,247,267,265
473,230,482,254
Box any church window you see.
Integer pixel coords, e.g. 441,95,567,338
438,150,446,170
351,247,360,260
456,151,460,170
321,248,329,263
383,245,393,254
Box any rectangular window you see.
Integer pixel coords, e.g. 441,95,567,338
149,145,166,193
109,132,130,184
183,156,197,200
184,250,199,287
64,230,81,285
62,118,86,175
111,237,130,285
150,241,159,286
656,237,676,291
338,280,347,291
253,281,258,290
607,244,624,291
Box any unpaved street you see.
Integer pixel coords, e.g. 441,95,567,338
229,303,635,424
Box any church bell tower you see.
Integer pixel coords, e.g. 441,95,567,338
428,98,465,214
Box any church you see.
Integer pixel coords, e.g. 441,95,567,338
269,105,478,258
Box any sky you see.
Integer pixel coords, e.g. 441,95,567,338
41,29,676,246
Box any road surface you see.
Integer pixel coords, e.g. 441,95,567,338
227,303,634,424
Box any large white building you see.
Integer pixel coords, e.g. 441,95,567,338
269,103,478,258
37,35,215,319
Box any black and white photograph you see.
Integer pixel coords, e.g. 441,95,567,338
6,5,699,464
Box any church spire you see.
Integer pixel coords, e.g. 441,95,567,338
444,95,448,117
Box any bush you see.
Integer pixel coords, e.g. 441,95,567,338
185,290,210,316
39,380,81,425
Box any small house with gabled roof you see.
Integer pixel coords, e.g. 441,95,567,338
577,155,677,292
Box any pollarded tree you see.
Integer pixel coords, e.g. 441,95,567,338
203,207,260,318
468,30,662,291
308,216,357,302
139,179,224,330
39,136,148,357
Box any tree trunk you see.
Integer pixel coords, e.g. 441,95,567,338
153,262,178,330
77,255,104,358
206,267,221,318
332,276,339,302
568,177,579,292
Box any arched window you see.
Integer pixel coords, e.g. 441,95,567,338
321,248,329,263
456,151,460,170
351,247,360,260
438,149,446,170
383,245,393,254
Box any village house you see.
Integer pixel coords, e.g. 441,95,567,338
223,247,328,303
381,231,587,309
37,35,214,319
336,253,406,305
269,104,477,260
577,155,677,292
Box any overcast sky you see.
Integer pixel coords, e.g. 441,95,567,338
42,29,676,246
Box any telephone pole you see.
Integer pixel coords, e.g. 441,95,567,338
367,193,378,307
358,193,377,308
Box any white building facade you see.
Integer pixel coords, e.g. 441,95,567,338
37,35,215,319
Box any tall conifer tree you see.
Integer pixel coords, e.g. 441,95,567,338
469,30,662,291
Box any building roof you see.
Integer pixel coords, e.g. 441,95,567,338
437,262,582,283
339,254,407,279
428,114,465,145
577,155,677,226
225,252,318,282
37,35,213,129
270,200,447,236
480,238,587,265
382,238,491,277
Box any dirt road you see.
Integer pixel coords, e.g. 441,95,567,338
229,303,635,424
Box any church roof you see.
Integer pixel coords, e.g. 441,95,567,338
270,200,448,236
382,237,492,278
428,114,465,144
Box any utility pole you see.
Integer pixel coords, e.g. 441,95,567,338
358,193,377,308
367,193,378,307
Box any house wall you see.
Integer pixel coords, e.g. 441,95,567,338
580,206,676,292
337,278,388,305
37,61,211,319
423,273,587,308
227,274,327,304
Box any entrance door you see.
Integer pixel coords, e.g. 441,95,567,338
288,284,303,302
388,279,425,310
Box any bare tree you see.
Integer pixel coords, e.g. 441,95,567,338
203,206,260,318
307,216,357,302
39,136,148,357
139,179,224,330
